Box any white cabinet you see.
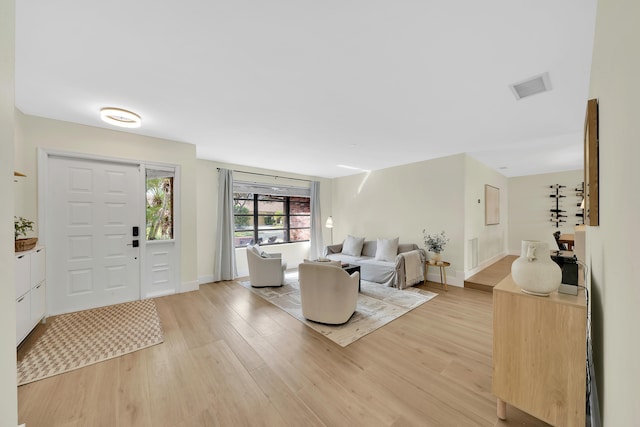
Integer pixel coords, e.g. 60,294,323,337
15,247,46,346
16,292,31,344
15,253,30,298
31,247,46,285
31,282,46,324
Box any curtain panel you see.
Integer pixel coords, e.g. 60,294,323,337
309,181,323,260
214,168,237,281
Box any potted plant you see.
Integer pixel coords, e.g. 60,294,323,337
422,229,449,262
15,216,37,252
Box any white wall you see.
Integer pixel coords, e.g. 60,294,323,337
196,159,332,283
196,160,217,282
508,170,583,253
330,154,508,285
331,154,468,285
588,0,640,424
0,0,18,424
464,155,509,272
15,112,199,292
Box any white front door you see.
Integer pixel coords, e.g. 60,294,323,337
47,156,141,315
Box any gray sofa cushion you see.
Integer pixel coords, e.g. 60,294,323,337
342,235,365,256
361,240,378,257
375,237,399,261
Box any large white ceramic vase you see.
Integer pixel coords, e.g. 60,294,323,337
511,240,561,296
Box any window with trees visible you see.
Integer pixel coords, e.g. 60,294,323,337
234,193,310,247
146,169,174,240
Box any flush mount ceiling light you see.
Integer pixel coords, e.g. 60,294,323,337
100,107,142,128
510,72,552,100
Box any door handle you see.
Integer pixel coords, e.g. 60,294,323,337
127,240,139,248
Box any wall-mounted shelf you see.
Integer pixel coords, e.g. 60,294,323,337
549,184,566,228
575,182,585,225
550,183,584,227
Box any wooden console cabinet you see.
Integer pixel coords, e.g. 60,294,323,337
492,275,586,426
15,246,46,346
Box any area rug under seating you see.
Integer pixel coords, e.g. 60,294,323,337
239,274,437,347
17,299,164,386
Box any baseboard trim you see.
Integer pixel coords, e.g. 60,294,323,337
146,289,176,298
425,271,463,288
198,275,215,286
181,280,199,293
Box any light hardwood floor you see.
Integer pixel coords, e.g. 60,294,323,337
17,279,550,427
464,256,518,293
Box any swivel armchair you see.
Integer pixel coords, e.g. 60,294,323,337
298,262,359,325
246,244,286,287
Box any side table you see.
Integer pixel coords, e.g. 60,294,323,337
424,260,450,291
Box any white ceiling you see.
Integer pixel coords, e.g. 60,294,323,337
15,0,597,178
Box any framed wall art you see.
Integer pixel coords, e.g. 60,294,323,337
485,184,500,225
584,98,599,226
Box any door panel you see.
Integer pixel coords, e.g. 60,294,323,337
48,157,141,315
143,167,179,298
144,241,177,298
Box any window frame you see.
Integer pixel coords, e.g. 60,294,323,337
233,192,311,247
145,168,175,241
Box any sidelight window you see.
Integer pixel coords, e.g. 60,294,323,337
145,169,174,240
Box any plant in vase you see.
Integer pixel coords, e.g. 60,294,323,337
422,229,449,262
14,216,37,252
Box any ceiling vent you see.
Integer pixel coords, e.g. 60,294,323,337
510,72,552,100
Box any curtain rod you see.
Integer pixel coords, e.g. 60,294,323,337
217,168,312,183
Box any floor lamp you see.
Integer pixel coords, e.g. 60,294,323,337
325,216,334,244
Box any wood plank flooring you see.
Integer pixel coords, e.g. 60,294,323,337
464,256,517,292
17,278,550,427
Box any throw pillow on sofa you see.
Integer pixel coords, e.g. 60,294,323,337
375,237,399,262
342,235,365,256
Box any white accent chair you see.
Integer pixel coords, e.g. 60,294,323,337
246,244,287,287
298,262,360,325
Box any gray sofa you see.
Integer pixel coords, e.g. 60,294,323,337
323,240,426,289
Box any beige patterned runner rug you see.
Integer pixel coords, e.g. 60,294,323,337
17,299,164,386
239,273,437,347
